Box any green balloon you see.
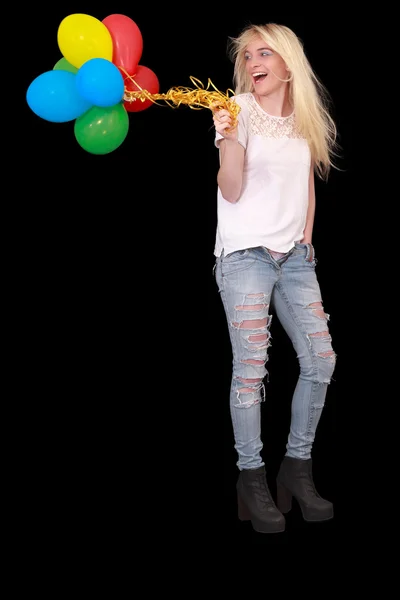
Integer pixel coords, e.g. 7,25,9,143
53,57,78,74
74,104,130,155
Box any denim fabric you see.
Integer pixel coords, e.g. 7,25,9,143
214,244,336,470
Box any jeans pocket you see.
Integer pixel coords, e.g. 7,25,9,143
295,242,315,263
221,249,254,276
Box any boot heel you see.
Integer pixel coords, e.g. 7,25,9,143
237,494,251,521
276,481,292,513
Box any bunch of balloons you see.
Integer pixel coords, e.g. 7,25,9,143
26,13,160,155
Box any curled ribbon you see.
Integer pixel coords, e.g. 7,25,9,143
120,71,241,129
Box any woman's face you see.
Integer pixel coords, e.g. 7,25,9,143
244,36,288,94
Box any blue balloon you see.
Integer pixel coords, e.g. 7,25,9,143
26,70,92,123
76,58,125,108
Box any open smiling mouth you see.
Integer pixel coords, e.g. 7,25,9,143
253,73,268,83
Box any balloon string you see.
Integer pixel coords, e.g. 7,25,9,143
119,67,241,128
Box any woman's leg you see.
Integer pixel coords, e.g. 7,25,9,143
215,247,278,470
272,244,336,458
215,247,285,533
271,243,336,521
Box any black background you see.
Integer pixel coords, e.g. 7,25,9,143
18,4,386,549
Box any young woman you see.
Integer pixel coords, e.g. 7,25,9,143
213,23,339,533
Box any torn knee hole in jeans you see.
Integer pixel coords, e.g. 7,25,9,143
234,379,265,408
307,301,328,321
232,293,271,339
232,314,272,357
231,293,272,408
234,292,268,312
307,303,335,360
310,335,335,359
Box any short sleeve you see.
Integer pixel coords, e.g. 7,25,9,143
214,94,249,150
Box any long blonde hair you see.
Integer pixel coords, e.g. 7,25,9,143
228,23,339,180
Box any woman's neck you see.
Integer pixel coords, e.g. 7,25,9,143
253,90,292,117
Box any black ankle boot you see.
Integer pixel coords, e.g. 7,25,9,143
276,456,333,522
237,466,285,533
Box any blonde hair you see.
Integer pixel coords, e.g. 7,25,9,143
228,23,339,180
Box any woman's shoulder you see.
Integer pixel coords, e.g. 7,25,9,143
231,92,253,108
229,93,253,122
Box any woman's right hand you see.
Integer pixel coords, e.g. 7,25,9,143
213,108,238,142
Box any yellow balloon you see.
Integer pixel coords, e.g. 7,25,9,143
57,13,113,69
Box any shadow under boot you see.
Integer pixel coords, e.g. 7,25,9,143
237,466,285,534
276,456,333,522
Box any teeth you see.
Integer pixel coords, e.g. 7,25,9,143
253,72,267,77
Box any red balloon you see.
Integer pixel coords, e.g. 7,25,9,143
102,14,143,77
124,65,160,113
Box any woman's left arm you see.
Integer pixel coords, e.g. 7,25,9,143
301,162,316,246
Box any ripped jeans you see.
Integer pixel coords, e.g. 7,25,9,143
214,244,336,470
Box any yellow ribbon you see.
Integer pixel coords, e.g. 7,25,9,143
121,71,241,129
